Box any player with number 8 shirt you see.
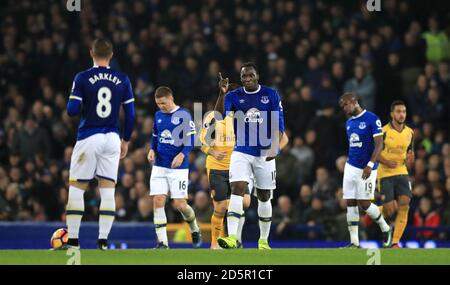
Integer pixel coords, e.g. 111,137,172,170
65,38,136,250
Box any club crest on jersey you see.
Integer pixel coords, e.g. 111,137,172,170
160,129,174,144
349,133,363,148
171,116,180,125
359,122,366,129
157,119,162,123
244,108,264,124
261,96,269,104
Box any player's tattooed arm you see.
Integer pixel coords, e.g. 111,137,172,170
214,72,229,115
363,135,383,180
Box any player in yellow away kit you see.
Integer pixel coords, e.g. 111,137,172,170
377,100,414,248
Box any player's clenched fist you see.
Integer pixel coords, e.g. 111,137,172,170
147,149,156,163
218,72,229,94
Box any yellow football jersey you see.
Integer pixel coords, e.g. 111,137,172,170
378,123,414,178
200,112,235,170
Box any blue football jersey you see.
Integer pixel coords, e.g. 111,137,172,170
224,85,285,157
151,106,196,169
345,110,383,169
70,66,134,141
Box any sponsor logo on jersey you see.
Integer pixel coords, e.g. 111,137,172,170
359,122,366,129
261,96,269,104
244,108,264,124
160,129,175,144
349,133,363,148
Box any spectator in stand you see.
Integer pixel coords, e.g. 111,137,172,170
276,141,301,199
414,197,441,240
344,63,376,111
312,167,337,203
192,191,213,224
289,136,314,185
12,116,50,160
422,16,450,63
133,196,154,222
421,87,446,129
273,195,299,240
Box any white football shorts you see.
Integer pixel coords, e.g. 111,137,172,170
149,166,189,199
229,151,276,190
343,162,377,200
69,132,121,183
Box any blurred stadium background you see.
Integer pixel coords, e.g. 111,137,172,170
0,0,450,249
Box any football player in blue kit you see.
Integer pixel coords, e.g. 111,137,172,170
147,86,202,249
65,38,136,250
339,92,392,248
216,62,286,250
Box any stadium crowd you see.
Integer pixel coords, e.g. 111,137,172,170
1,0,450,242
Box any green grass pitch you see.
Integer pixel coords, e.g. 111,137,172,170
1,249,450,265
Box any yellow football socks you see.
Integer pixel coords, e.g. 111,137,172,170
378,205,384,217
393,205,409,244
211,211,225,247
